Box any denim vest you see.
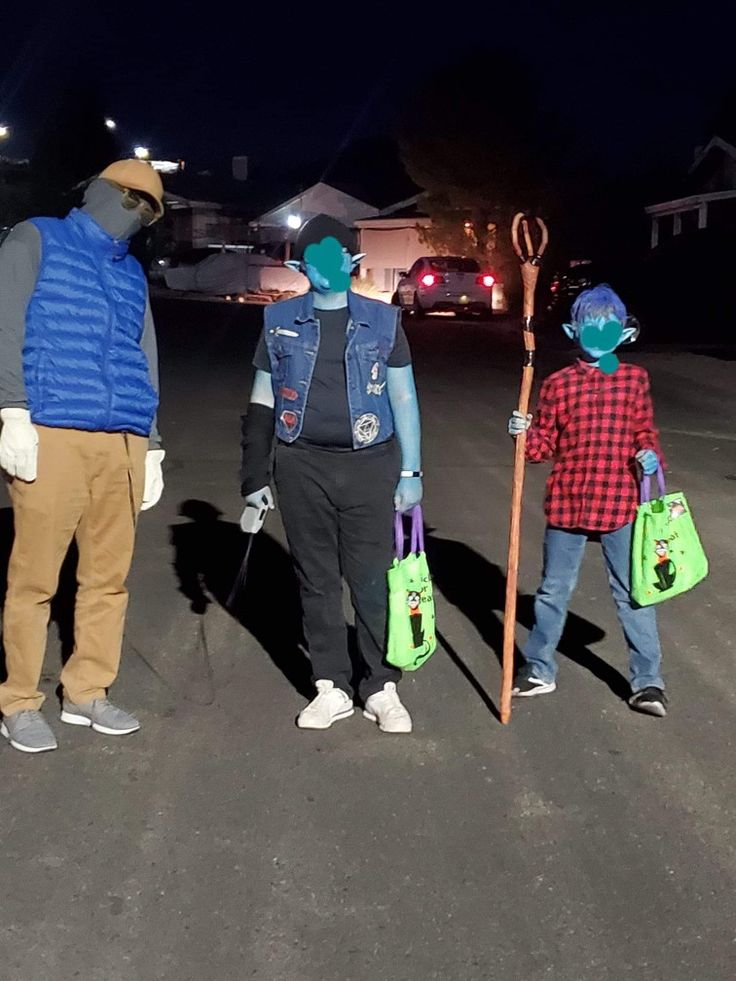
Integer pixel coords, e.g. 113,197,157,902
263,291,398,449
24,210,157,437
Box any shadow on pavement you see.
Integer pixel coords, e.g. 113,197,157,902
427,533,631,707
0,503,633,710
170,500,312,697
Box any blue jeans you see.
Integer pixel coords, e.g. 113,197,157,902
523,523,664,692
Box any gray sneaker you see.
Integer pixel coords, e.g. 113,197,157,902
60,697,140,736
1,710,58,753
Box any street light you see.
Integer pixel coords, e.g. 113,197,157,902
134,145,150,160
105,118,117,131
287,214,302,229
0,124,10,140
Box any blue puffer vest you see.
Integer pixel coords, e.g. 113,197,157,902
23,210,158,437
263,291,398,449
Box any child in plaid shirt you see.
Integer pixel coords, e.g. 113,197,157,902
508,285,667,717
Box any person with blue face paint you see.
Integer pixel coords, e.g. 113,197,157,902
239,214,422,733
507,284,669,718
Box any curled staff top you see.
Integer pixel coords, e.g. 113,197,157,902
511,213,549,266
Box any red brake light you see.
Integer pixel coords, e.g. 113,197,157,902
421,273,436,287
476,274,495,288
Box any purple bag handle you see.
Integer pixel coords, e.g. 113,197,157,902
641,464,666,503
394,511,405,557
394,506,425,558
410,505,425,553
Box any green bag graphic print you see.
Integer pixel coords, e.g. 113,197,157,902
631,467,708,607
386,506,437,670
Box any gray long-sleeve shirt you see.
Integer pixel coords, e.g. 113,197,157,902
0,220,162,448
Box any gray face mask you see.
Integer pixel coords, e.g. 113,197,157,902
81,179,144,241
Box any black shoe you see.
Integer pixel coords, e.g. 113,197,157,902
628,687,668,717
512,675,557,697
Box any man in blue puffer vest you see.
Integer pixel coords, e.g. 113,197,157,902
240,215,423,733
0,160,165,753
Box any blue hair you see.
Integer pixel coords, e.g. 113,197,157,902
571,284,627,325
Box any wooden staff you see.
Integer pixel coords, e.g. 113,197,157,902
501,213,549,724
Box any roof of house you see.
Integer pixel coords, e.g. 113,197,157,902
160,138,423,220
689,135,736,175
645,130,736,209
375,200,429,220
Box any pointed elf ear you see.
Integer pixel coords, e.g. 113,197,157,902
350,253,367,268
622,316,640,344
562,322,576,340
284,260,303,274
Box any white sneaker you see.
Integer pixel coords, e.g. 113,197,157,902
363,682,412,734
512,675,557,697
296,680,354,730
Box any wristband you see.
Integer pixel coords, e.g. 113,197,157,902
400,470,423,478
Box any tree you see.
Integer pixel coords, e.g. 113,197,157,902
397,49,563,292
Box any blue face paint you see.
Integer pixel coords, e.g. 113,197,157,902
303,236,352,294
575,318,625,374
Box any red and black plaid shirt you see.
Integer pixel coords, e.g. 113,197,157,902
525,360,661,532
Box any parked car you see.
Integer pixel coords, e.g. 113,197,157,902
393,257,497,318
545,259,598,319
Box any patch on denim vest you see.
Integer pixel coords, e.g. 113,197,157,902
354,413,380,445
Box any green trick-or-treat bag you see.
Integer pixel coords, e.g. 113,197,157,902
631,467,709,606
387,506,437,670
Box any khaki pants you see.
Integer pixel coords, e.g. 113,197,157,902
0,427,147,716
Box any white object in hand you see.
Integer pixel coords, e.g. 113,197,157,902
0,408,39,482
240,486,274,534
141,449,165,511
508,410,532,436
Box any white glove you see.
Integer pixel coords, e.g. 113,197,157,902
508,410,532,437
141,449,165,511
0,408,39,482
240,486,274,533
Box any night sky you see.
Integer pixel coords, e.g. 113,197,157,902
1,0,733,181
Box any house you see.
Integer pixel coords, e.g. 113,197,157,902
645,135,736,249
248,186,431,301
161,162,253,251
164,191,251,250
354,199,431,297
244,138,424,263
156,139,437,294
637,130,736,339
248,181,380,249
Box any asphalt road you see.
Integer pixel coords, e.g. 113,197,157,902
1,299,735,981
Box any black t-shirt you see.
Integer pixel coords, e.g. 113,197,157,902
253,306,411,448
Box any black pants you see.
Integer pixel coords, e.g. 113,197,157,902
274,438,401,700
